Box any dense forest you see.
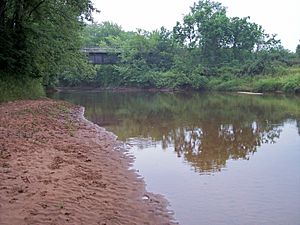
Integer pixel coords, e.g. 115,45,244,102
1,0,300,101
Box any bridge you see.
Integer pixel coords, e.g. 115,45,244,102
82,47,121,65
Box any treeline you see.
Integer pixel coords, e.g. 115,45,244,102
0,0,96,101
60,0,300,93
1,0,300,101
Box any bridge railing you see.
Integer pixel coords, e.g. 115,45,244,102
81,47,122,54
81,47,121,64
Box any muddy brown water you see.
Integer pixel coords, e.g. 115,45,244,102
51,91,300,225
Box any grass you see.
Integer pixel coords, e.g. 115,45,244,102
0,75,45,102
206,68,300,93
207,76,250,91
1,67,299,102
252,73,300,93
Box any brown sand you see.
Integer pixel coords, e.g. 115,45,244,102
0,99,176,225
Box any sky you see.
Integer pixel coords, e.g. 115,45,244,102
92,0,300,51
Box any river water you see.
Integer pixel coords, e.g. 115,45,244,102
52,90,300,225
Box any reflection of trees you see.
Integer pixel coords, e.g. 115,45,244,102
53,91,300,173
164,122,282,173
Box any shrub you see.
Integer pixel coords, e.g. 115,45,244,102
253,77,282,92
156,71,191,89
217,65,241,76
214,79,245,91
190,74,209,90
282,73,300,93
252,73,300,93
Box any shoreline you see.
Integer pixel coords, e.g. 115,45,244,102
0,99,176,225
51,86,300,96
54,86,180,94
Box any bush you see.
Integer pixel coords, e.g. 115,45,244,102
155,71,191,89
94,65,121,87
253,77,282,92
190,74,209,90
253,73,300,93
282,74,300,93
138,71,159,88
207,76,247,91
217,65,241,76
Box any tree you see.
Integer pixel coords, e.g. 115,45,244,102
228,17,264,61
296,41,300,58
81,22,123,47
173,0,230,65
172,0,282,69
0,0,96,86
111,28,177,86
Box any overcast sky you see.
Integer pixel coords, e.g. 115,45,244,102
92,0,300,51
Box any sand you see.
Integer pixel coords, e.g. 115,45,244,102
0,99,176,225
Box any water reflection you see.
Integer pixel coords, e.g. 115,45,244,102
52,91,300,173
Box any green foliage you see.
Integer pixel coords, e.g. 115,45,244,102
202,72,300,93
172,0,281,67
217,65,241,76
296,42,300,58
173,0,230,65
0,0,95,97
158,71,191,89
208,76,244,91
55,0,298,94
253,73,300,93
0,75,45,102
190,66,209,89
120,29,176,72
92,65,121,87
1,0,297,96
81,22,123,47
253,78,283,92
282,74,300,92
239,49,293,76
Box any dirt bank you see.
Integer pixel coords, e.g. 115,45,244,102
0,99,176,225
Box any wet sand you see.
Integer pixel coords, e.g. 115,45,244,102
0,99,176,225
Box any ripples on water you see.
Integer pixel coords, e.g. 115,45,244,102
52,91,300,225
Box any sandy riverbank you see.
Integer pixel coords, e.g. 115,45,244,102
0,99,176,225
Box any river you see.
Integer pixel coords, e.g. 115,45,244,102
51,90,300,225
